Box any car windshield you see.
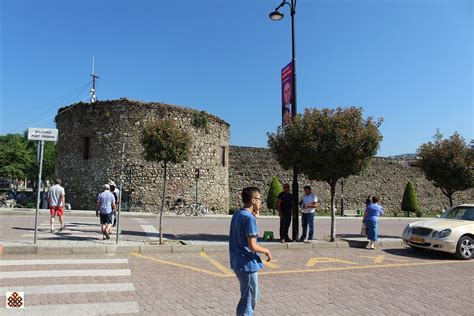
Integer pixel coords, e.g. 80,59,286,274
441,206,474,221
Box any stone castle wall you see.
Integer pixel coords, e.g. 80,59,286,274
229,146,473,213
55,99,230,212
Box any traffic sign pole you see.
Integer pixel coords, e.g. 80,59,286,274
28,128,57,244
34,140,44,244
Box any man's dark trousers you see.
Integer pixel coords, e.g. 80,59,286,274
280,215,292,241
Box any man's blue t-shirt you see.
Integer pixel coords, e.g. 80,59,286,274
97,191,115,214
365,203,384,222
229,209,263,273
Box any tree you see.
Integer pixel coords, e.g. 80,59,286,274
417,130,473,207
0,133,35,181
401,181,420,217
140,119,191,244
269,107,383,241
0,133,57,190
266,176,282,215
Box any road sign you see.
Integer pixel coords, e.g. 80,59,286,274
27,128,58,141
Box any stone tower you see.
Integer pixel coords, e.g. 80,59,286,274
55,98,230,212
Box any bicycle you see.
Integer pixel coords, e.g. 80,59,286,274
165,196,187,215
184,202,209,216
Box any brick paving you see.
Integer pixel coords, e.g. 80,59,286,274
1,248,472,315
2,209,470,315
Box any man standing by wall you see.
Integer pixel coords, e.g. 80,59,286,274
277,183,293,243
299,185,318,242
229,187,272,316
48,178,65,233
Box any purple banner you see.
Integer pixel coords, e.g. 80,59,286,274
281,62,294,126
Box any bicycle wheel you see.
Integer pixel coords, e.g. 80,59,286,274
198,205,208,216
175,205,186,215
184,204,195,216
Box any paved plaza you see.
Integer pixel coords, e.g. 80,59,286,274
1,209,472,315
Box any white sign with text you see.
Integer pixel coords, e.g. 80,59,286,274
27,128,58,141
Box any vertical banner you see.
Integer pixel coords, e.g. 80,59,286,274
281,61,294,126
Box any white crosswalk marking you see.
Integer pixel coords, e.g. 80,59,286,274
0,258,128,266
0,269,131,279
0,283,135,294
0,257,138,314
1,301,139,315
140,224,161,240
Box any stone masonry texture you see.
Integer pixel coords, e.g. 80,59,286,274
55,99,230,213
229,146,473,213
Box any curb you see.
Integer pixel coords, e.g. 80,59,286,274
0,239,404,256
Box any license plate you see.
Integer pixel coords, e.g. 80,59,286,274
410,236,424,243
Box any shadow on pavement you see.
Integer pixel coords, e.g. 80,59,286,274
383,247,456,261
336,233,401,239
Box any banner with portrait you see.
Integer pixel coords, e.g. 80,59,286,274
281,62,294,126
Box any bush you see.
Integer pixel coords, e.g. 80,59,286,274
266,176,282,215
401,181,420,217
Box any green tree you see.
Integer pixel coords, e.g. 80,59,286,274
417,130,473,207
266,176,282,215
25,137,56,182
0,133,35,181
140,119,191,244
269,107,383,241
401,181,420,217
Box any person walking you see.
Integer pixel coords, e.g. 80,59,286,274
48,178,66,233
108,180,120,234
229,187,272,316
96,184,116,240
363,196,384,249
298,185,318,242
277,183,293,243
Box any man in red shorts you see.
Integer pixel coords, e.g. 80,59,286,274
48,178,66,233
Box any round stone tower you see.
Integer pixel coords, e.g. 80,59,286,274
55,98,230,212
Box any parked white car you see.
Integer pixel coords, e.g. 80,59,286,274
402,204,474,260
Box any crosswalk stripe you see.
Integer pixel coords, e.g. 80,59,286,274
0,269,131,279
21,233,100,238
0,259,128,266
0,283,135,295
140,224,160,239
0,301,139,315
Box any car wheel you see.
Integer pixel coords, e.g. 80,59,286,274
455,236,473,260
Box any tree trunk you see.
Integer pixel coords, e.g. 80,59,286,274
159,162,167,245
330,181,336,242
441,188,454,208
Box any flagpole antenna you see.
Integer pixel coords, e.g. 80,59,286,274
90,56,100,103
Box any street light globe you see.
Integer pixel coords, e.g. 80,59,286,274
269,10,284,21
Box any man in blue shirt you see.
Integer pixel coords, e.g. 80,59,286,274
95,184,116,240
229,187,272,316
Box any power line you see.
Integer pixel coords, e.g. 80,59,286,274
8,82,92,134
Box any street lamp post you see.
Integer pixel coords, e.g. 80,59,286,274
269,0,299,241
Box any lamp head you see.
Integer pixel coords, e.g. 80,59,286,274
269,10,284,21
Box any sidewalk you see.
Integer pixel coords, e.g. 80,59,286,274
0,208,405,256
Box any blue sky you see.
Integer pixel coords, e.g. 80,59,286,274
1,0,472,157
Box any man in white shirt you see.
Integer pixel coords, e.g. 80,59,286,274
298,185,318,242
48,178,66,233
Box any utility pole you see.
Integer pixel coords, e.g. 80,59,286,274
90,56,99,103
